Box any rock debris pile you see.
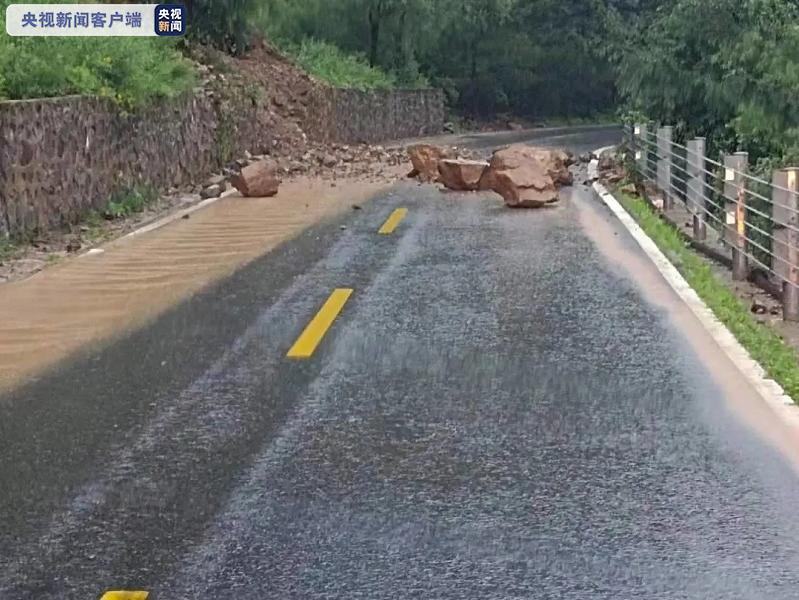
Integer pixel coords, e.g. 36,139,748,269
407,143,575,208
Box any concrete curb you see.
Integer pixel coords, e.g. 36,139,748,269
120,188,239,241
593,179,799,427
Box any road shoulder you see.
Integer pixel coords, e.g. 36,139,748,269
593,180,799,429
0,175,400,391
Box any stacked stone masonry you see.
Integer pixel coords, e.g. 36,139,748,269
0,88,443,238
306,89,445,144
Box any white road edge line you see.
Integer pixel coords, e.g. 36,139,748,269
593,145,616,157
592,176,799,429
120,188,239,241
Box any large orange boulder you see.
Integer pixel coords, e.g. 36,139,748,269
489,145,573,186
231,159,280,197
437,159,489,191
479,144,575,208
407,144,450,182
492,161,558,208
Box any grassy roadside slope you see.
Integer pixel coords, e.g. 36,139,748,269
279,39,397,90
618,190,799,402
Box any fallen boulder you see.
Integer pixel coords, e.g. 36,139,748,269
231,159,280,197
438,159,489,191
407,144,450,182
489,144,573,186
491,161,558,208
479,144,573,208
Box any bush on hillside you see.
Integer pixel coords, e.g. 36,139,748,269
283,39,397,91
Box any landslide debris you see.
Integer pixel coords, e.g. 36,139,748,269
408,143,575,208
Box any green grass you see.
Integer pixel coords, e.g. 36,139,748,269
618,189,799,402
103,186,159,219
282,39,396,90
0,0,195,108
0,238,22,263
81,210,112,244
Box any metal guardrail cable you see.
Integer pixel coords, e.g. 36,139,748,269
667,169,799,250
633,133,726,169
634,134,799,213
629,129,799,294
666,138,691,152
635,134,657,146
674,193,799,283
725,178,799,216
741,169,799,197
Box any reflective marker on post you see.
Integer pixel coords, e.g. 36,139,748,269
723,152,749,281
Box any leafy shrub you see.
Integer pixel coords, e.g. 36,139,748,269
104,186,159,219
283,39,396,90
185,0,267,55
0,1,195,108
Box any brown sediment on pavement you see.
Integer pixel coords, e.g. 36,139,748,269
573,186,799,475
0,175,395,391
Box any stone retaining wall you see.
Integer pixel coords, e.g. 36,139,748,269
0,87,443,238
0,92,261,238
307,88,445,144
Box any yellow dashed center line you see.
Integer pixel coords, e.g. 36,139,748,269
287,288,354,359
100,592,149,600
378,208,408,234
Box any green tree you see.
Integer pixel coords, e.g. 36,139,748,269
184,0,267,54
610,0,799,162
259,0,627,118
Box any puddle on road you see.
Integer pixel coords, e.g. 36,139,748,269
573,186,799,475
0,175,397,392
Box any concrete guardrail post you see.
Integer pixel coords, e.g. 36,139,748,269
657,126,673,209
723,152,749,281
686,137,707,241
634,123,648,179
772,167,799,321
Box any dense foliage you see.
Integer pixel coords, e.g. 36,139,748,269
5,0,799,151
258,0,620,118
184,0,268,55
610,0,799,165
0,0,195,108
285,39,397,90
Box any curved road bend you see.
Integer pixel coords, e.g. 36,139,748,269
3,126,799,599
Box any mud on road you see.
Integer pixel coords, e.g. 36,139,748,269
0,173,402,391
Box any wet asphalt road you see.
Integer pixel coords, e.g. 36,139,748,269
3,126,799,599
